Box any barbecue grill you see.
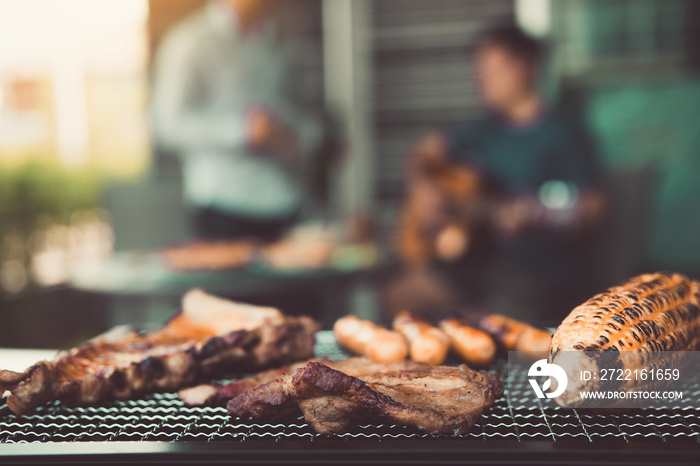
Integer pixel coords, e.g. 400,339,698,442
1,332,699,464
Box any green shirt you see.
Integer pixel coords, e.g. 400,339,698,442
445,108,600,282
447,108,598,195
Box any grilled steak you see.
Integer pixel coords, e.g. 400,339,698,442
228,360,502,435
0,290,318,415
179,357,422,406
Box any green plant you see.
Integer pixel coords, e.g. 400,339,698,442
0,158,100,289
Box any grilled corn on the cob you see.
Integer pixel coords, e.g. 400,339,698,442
549,272,700,406
551,272,700,356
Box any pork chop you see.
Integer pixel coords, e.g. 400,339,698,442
228,360,502,435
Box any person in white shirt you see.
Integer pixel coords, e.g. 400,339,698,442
151,0,319,240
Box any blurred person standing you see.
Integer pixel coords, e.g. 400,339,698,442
391,24,605,322
151,0,319,240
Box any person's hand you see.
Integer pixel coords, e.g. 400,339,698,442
491,195,542,237
245,106,299,162
435,224,470,261
245,106,277,150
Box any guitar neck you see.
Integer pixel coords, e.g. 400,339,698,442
448,198,502,225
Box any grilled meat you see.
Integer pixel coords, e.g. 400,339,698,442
180,357,422,406
0,289,318,415
179,358,330,406
393,312,449,365
479,314,552,353
161,240,258,272
262,240,336,270
228,360,502,435
439,319,496,367
333,316,409,363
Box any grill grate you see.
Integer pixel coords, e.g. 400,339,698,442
2,331,700,445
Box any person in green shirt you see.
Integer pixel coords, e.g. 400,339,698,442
391,24,605,322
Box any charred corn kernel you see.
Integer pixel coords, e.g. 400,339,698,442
550,272,700,357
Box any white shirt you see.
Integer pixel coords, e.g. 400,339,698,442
151,1,318,219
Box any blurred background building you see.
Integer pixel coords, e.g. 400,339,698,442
1,0,699,347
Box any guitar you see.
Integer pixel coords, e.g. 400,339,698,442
396,158,506,268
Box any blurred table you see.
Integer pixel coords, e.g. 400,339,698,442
67,249,382,327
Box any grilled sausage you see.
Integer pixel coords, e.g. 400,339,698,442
333,316,409,363
439,319,496,367
479,314,552,353
393,312,450,365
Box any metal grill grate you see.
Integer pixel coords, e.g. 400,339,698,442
2,331,700,445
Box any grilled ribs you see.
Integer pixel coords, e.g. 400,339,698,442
0,289,318,415
228,360,503,435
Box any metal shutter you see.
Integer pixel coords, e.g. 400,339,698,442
368,0,515,234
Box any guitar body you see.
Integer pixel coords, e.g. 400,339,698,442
396,161,488,268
